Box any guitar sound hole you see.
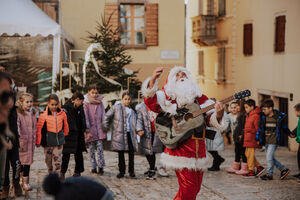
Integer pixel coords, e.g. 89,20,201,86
184,113,193,121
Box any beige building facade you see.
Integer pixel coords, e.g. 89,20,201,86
187,0,299,151
60,0,185,87
186,0,235,100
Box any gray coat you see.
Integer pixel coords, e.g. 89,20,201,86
205,126,225,151
102,103,138,152
136,103,163,155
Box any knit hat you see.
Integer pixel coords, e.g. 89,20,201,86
43,173,114,200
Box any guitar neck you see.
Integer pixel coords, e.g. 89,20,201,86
193,96,235,117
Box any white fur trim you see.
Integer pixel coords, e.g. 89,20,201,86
141,77,158,98
160,153,210,171
209,112,229,132
156,91,177,115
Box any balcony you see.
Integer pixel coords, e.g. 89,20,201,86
191,15,217,46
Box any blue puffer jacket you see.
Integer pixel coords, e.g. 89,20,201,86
256,109,291,146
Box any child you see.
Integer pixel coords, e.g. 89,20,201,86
226,101,247,174
243,99,264,177
136,101,163,179
16,93,37,191
36,94,69,174
60,92,86,179
233,100,249,175
83,84,106,174
256,99,291,180
294,103,300,183
103,92,138,178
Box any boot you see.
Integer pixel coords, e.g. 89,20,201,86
13,179,23,196
0,186,9,199
226,162,240,173
208,160,220,171
235,162,249,175
22,177,32,191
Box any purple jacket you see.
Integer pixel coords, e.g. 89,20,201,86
83,97,106,143
17,110,37,165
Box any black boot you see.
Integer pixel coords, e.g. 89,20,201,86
208,160,220,171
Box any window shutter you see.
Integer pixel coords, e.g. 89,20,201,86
218,0,226,17
243,24,253,55
198,0,203,15
217,47,226,81
207,0,214,15
146,3,158,46
198,51,204,75
104,3,119,31
275,15,286,52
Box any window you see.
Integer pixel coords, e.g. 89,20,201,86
243,23,253,55
275,15,286,52
207,0,214,15
198,0,203,15
198,51,204,75
216,47,226,82
120,4,145,45
218,0,226,17
104,2,158,48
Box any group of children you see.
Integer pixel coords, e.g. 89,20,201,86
1,83,169,198
225,98,300,183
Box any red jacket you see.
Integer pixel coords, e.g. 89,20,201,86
243,107,261,148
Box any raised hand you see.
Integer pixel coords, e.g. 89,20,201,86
148,67,164,89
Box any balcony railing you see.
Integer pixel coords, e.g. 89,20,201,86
191,15,217,46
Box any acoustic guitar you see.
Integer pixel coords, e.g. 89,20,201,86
155,90,251,149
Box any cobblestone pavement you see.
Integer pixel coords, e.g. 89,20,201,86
5,144,300,200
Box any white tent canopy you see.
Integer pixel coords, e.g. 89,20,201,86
0,0,73,87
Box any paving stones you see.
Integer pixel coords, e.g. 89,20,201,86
9,145,300,200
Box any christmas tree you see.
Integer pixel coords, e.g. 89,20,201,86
55,14,141,99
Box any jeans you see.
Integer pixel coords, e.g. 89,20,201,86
265,144,285,176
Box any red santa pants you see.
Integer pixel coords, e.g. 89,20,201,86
174,168,203,200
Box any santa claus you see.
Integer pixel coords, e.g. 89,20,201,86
142,66,227,200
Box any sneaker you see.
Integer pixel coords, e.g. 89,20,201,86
116,173,125,179
280,169,290,180
129,173,136,178
98,167,104,175
256,166,265,177
144,169,150,176
243,170,256,178
91,168,97,174
260,173,273,180
158,167,169,177
146,170,156,180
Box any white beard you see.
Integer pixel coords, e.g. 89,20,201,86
172,78,199,108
